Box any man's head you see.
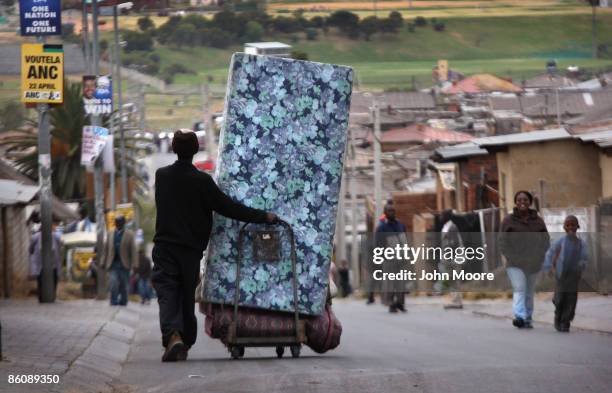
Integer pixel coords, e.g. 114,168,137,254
83,76,96,99
115,215,126,231
384,204,396,222
172,129,199,160
564,215,580,236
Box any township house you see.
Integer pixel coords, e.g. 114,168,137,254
433,127,612,213
0,160,77,298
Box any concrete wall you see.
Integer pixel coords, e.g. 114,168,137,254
601,153,612,199
392,192,437,232
496,140,601,212
458,154,499,212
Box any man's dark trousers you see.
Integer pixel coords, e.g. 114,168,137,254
152,243,203,348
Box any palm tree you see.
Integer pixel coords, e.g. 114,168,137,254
0,81,147,200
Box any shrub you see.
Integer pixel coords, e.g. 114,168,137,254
122,30,154,52
137,16,154,32
305,27,318,41
415,16,427,27
360,16,379,41
291,51,308,60
433,22,446,32
207,28,233,49
244,21,264,42
328,10,360,36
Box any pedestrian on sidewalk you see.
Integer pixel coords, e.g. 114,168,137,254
137,247,154,305
29,217,63,302
499,191,550,329
438,210,464,310
152,129,279,362
376,203,408,313
543,215,588,333
103,215,137,306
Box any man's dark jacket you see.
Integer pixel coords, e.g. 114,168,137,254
153,160,268,252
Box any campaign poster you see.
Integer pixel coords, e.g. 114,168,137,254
21,43,63,103
81,126,110,166
19,0,62,36
83,75,112,115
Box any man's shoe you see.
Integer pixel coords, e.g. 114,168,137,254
523,321,533,329
177,349,188,361
512,317,525,328
389,305,398,313
560,323,570,333
162,332,187,362
396,304,407,313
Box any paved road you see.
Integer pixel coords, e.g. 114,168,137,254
116,299,612,393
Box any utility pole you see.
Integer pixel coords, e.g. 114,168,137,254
91,0,106,300
349,126,360,288
139,84,146,131
372,102,382,225
81,0,91,74
591,1,598,59
201,82,217,160
114,5,127,203
37,35,54,302
555,87,561,127
335,166,347,265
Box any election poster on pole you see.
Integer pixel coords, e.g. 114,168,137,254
21,43,64,104
19,0,62,36
81,126,110,167
83,75,113,115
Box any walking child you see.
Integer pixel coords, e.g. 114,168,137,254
543,215,588,333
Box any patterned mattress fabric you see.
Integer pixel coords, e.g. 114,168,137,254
202,53,353,316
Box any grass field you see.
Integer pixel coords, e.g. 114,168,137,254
146,13,612,89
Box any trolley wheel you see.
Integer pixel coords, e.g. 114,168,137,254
230,345,244,359
275,346,285,358
290,345,301,358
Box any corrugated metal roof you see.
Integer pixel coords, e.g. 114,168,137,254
574,129,612,148
475,128,571,146
434,142,488,159
0,179,39,205
351,91,436,113
244,42,292,49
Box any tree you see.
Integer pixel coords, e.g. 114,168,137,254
169,23,196,48
360,16,379,41
415,16,427,27
328,10,360,36
0,82,146,200
137,16,154,32
244,21,264,42
272,16,300,34
122,30,153,52
0,101,26,133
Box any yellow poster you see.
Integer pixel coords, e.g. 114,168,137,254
21,43,64,104
106,203,135,231
438,59,449,82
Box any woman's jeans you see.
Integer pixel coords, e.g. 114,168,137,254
109,266,130,306
506,267,538,321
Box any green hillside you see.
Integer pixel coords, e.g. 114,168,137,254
141,13,612,89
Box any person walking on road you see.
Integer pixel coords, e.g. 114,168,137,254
499,191,549,329
103,215,137,306
137,247,154,305
152,129,279,362
376,203,408,313
543,215,588,333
